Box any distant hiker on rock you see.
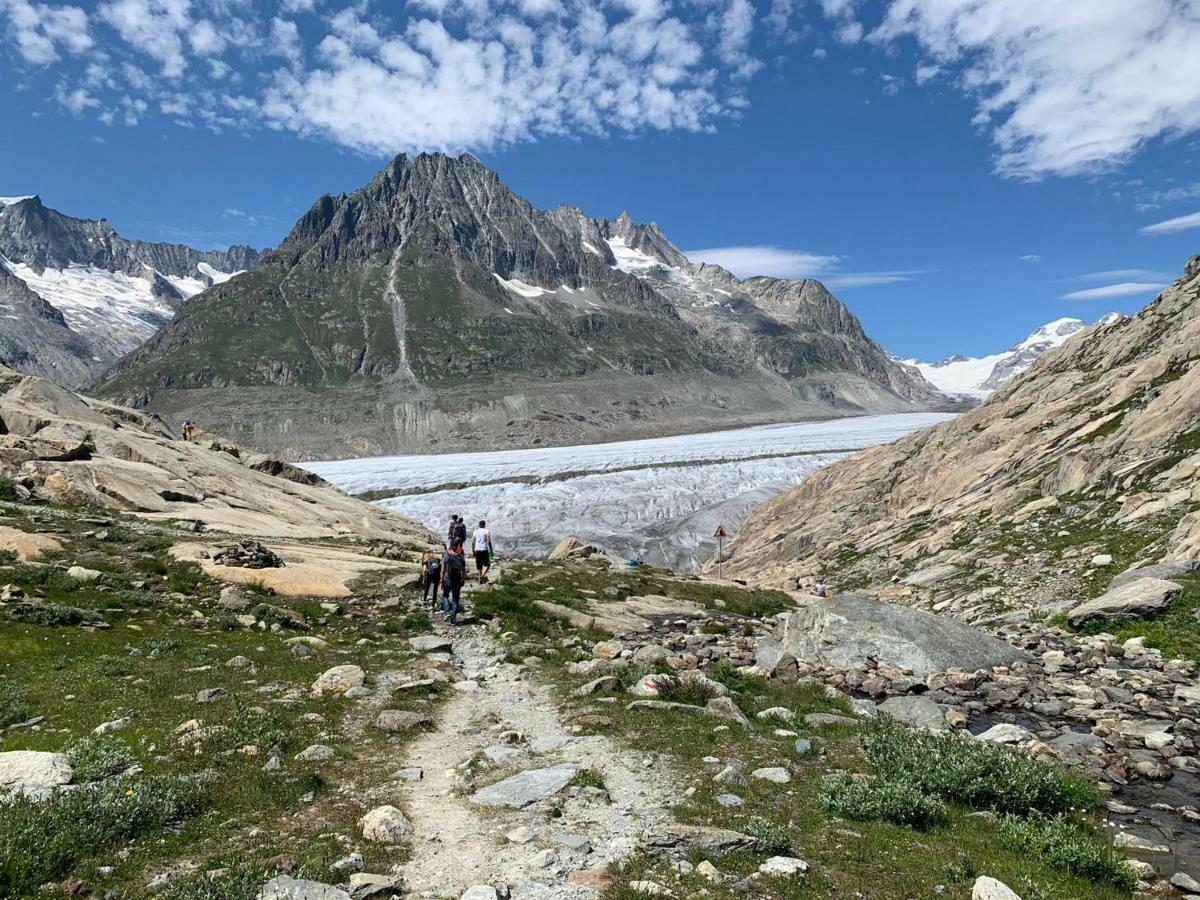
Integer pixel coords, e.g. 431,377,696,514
812,576,828,598
421,551,442,607
452,515,468,547
472,519,494,583
446,514,459,545
181,420,195,441
441,541,467,625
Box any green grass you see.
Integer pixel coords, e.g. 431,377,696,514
999,814,1137,891
0,475,19,501
0,682,33,728
1076,574,1200,663
570,767,608,791
655,674,720,706
0,775,211,895
65,734,138,782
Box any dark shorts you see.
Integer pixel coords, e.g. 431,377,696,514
474,550,490,570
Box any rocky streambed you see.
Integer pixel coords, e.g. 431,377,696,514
568,591,1200,889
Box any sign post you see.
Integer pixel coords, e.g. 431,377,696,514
714,525,728,579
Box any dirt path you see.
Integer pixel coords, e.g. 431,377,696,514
396,618,678,899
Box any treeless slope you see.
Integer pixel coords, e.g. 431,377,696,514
714,254,1200,617
0,365,429,544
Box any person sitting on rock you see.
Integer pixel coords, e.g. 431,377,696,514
812,576,828,598
184,420,196,441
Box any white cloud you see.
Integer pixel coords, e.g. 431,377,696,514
811,47,827,59
865,1,1200,179
684,244,920,289
1140,210,1200,235
8,0,762,153
1077,268,1169,282
823,271,919,289
1018,254,1041,262
1,0,92,64
99,0,191,77
684,245,841,278
1060,282,1168,300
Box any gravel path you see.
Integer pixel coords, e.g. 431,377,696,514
397,619,677,899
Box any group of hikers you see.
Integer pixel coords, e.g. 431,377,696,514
419,514,495,625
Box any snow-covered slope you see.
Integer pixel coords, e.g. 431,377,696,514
0,195,263,386
905,316,1119,399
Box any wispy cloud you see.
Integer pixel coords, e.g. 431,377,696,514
1060,282,1167,301
1140,211,1200,236
1018,254,1041,262
684,245,920,288
1076,268,1170,283
853,1,1200,180
824,271,921,289
684,245,841,278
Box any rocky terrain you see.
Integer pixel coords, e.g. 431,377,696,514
716,252,1200,626
96,153,942,460
0,196,262,387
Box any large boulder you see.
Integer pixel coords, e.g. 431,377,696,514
1067,578,1182,627
549,536,601,560
1110,560,1199,589
641,823,760,859
757,595,1026,678
0,751,73,795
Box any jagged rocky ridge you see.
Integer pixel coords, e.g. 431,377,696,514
714,253,1200,622
0,196,263,387
97,153,940,459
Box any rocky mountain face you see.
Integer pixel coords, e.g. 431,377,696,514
714,253,1200,624
96,153,940,460
904,315,1120,399
0,196,264,387
0,364,426,543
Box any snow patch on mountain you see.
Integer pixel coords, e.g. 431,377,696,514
906,315,1120,399
494,274,554,297
4,260,218,360
0,196,35,207
606,236,665,274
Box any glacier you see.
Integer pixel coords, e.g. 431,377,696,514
307,412,954,572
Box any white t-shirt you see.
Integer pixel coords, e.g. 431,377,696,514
473,528,491,552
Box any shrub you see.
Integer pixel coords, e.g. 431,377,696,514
0,775,210,895
0,548,17,565
88,654,137,677
943,853,976,883
159,867,262,900
65,735,137,782
0,475,19,502
999,813,1138,890
655,675,719,706
142,637,182,657
100,526,136,543
862,719,1098,816
402,611,431,631
821,773,949,830
570,768,607,791
708,659,760,694
0,682,32,728
7,602,88,627
744,817,793,856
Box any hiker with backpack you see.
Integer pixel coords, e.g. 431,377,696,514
441,541,468,625
451,515,468,547
420,551,442,607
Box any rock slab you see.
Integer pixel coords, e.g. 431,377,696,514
1067,578,1182,626
758,594,1027,677
468,764,580,808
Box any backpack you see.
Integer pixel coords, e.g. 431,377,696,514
452,522,467,543
425,557,441,574
446,552,466,577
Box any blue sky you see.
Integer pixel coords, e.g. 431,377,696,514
2,0,1200,361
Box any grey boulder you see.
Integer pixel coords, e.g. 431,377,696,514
1067,578,1182,626
879,696,950,732
758,595,1026,678
258,876,351,900
468,764,580,808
